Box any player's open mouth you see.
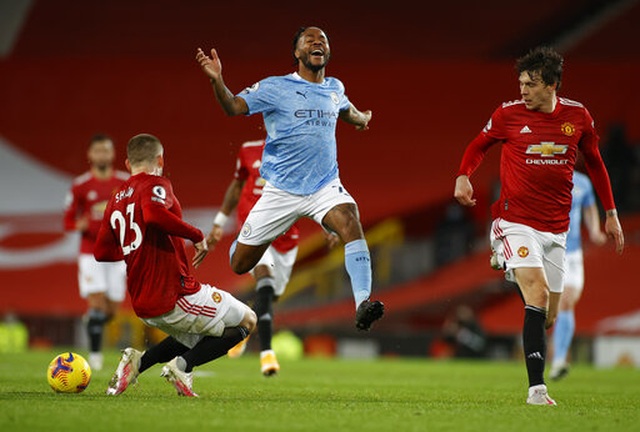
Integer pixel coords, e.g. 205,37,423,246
311,49,324,57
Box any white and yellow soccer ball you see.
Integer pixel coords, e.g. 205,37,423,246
47,352,92,393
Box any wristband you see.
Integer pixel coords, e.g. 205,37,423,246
606,209,618,217
213,212,229,227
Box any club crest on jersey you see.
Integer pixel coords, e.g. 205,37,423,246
211,292,222,303
242,82,260,94
241,222,252,237
517,246,529,258
526,142,568,157
561,122,575,136
330,92,340,105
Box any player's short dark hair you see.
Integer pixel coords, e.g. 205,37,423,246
292,26,329,67
516,46,563,91
127,133,163,165
89,133,113,147
292,27,307,66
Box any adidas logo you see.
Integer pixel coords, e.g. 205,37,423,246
527,351,544,360
520,125,532,134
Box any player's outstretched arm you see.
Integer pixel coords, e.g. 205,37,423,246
604,209,624,255
339,103,371,130
454,175,477,207
195,48,248,116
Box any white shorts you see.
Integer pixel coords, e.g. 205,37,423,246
251,245,298,297
78,254,127,302
490,218,567,293
564,250,584,292
142,284,249,348
239,177,357,246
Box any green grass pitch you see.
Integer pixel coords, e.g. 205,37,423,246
1,349,638,432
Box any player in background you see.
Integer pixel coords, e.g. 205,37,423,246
196,26,384,331
95,134,256,397
63,134,129,371
550,170,606,380
454,47,624,405
208,139,339,376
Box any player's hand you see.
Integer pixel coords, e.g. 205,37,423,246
196,48,222,81
206,226,224,249
355,110,372,131
192,238,209,268
75,216,90,232
454,175,476,207
604,213,624,254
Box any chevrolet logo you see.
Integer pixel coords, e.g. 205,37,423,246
526,142,568,157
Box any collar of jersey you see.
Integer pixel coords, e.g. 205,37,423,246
291,72,325,85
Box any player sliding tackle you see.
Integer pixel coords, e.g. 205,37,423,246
195,26,384,330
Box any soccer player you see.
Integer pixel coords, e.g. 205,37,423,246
95,134,256,397
454,46,624,405
208,139,300,376
63,134,129,371
550,170,606,380
208,139,339,376
195,26,384,331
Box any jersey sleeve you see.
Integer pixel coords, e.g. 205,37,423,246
456,106,505,177
335,79,351,112
233,150,249,182
236,78,277,115
62,185,80,231
140,179,204,243
94,202,124,262
579,109,616,211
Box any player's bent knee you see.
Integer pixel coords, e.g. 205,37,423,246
230,256,252,275
240,307,257,333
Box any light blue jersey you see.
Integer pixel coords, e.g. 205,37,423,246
566,171,596,253
237,73,351,195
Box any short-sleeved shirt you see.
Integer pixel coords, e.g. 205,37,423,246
237,72,351,195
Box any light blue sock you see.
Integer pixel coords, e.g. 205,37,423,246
344,239,372,309
553,310,575,365
229,239,238,267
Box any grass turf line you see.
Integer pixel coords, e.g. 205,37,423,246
1,350,638,432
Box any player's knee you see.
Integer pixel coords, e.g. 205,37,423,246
230,255,252,275
241,307,257,333
253,264,272,279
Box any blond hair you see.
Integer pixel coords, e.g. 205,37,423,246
127,133,163,165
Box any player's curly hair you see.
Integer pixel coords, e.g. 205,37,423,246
516,46,564,91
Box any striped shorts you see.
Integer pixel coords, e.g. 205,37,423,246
142,284,248,348
490,218,567,293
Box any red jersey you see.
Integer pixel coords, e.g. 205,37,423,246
94,173,203,318
63,170,129,254
458,97,615,233
234,140,299,252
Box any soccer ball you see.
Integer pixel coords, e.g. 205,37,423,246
47,352,92,393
